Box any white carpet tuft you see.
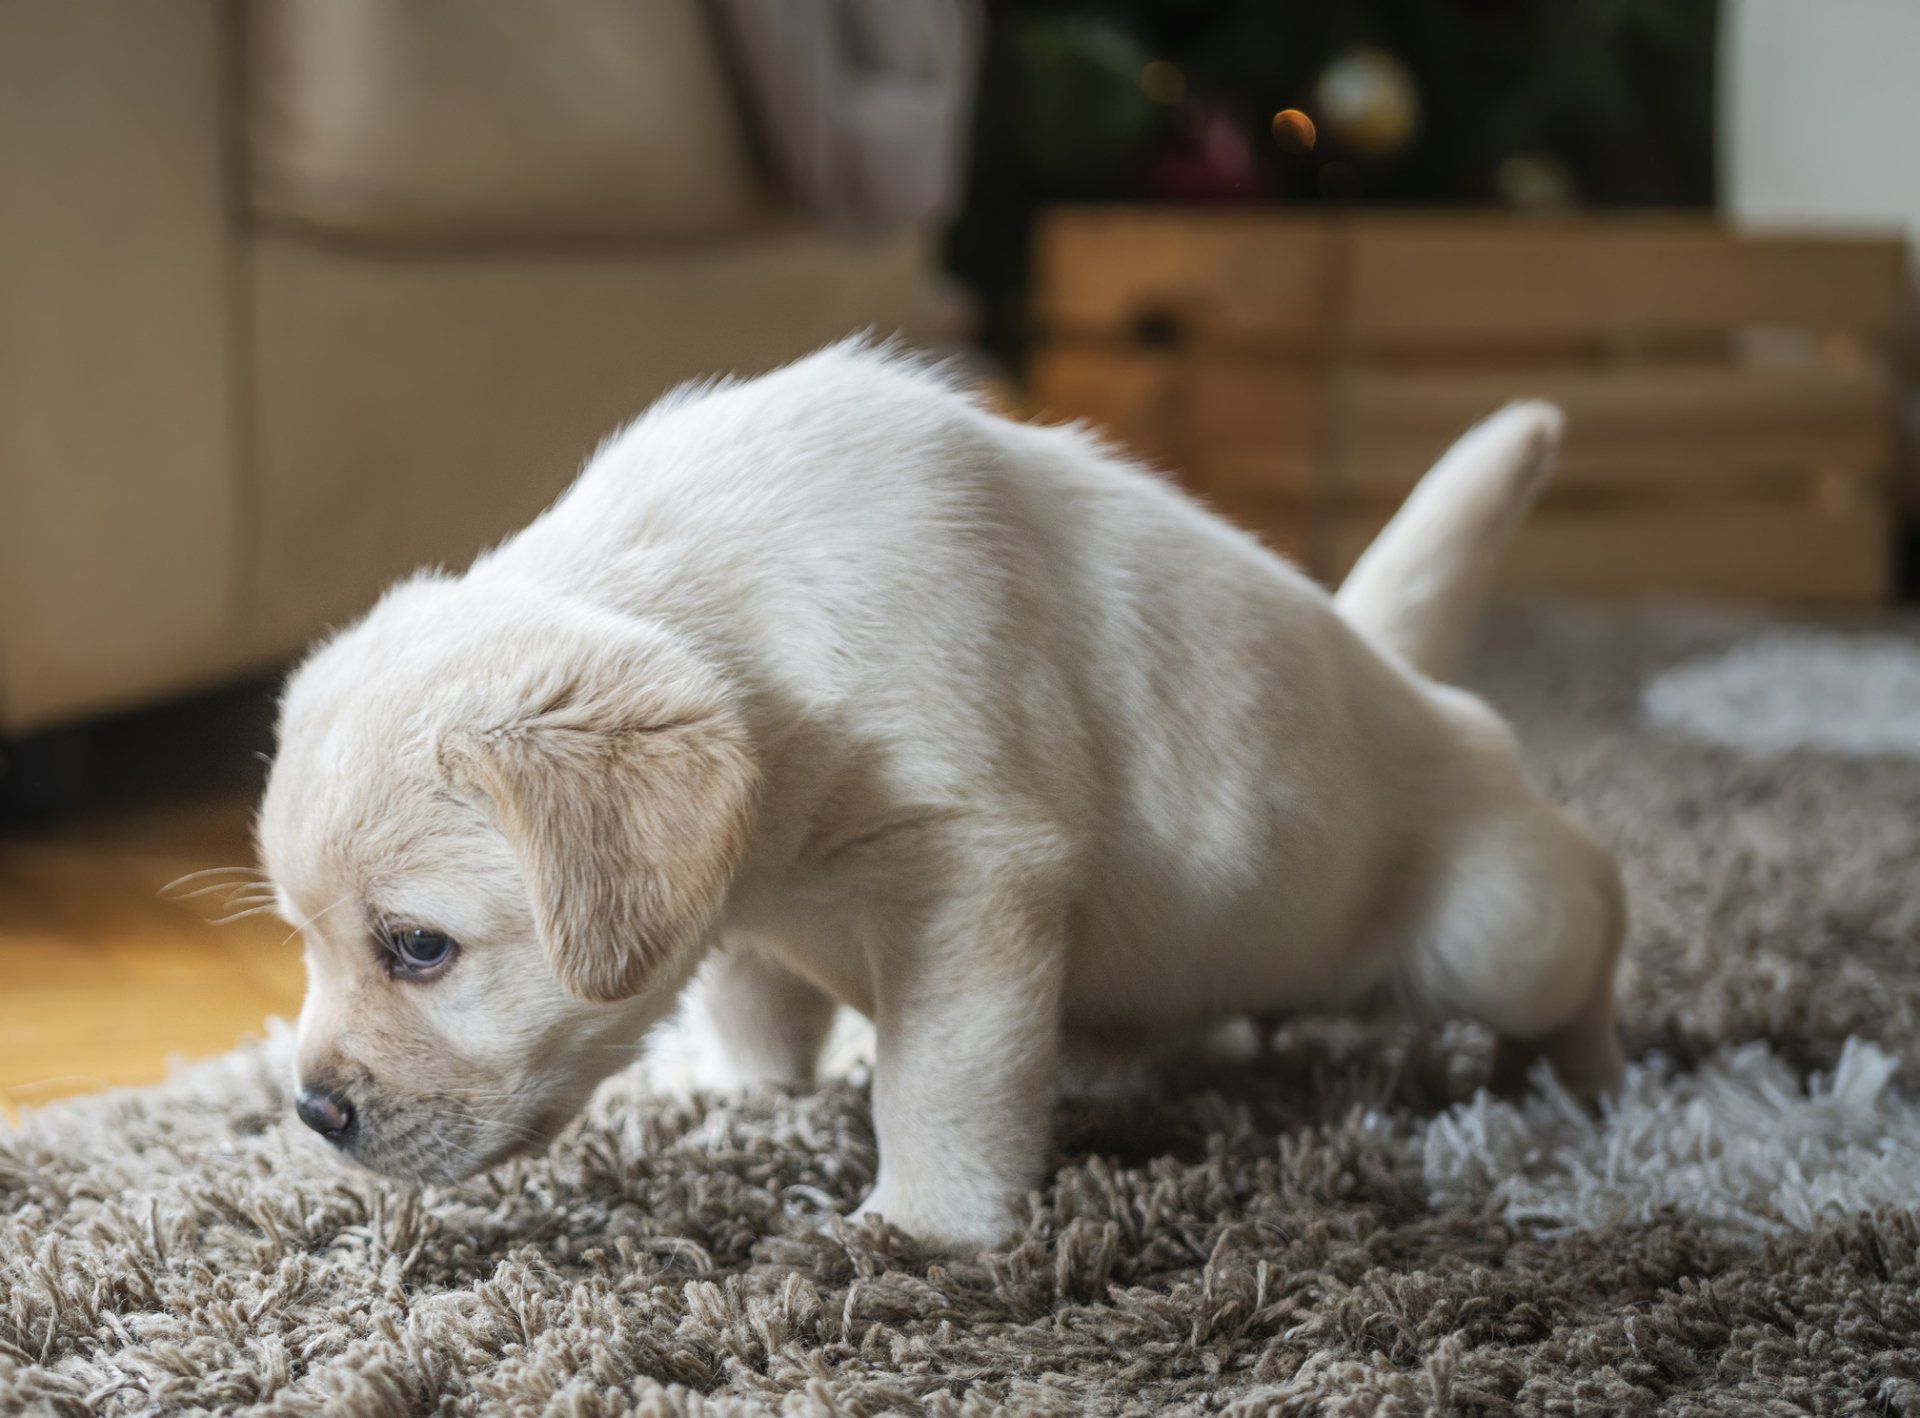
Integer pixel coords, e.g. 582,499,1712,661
1422,1037,1920,1236
1642,630,1920,757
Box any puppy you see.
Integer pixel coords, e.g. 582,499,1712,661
260,340,1622,1249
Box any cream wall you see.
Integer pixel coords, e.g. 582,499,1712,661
1721,0,1919,500
1721,0,1920,240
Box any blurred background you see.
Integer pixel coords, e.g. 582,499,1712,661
0,0,1914,1110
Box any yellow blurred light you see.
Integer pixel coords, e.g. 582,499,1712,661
1142,60,1185,106
1271,108,1316,153
1313,48,1418,159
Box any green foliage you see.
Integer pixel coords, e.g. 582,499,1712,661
946,0,1719,360
1013,15,1160,189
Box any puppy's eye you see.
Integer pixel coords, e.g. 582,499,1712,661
385,926,457,979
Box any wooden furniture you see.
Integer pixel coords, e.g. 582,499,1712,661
1031,207,1908,602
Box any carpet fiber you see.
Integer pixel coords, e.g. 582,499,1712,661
5,603,1919,1414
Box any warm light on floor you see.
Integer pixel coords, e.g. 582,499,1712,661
0,786,302,1119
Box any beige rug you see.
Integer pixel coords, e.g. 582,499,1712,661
5,603,1919,1415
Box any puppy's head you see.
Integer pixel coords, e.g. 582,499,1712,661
259,575,758,1181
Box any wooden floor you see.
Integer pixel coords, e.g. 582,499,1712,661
0,683,301,1120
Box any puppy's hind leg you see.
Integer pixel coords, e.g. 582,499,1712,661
1406,805,1625,1098
1487,965,1623,1098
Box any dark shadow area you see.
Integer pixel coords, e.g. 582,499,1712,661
0,678,281,829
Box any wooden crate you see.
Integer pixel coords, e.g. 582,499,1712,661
1031,208,1907,602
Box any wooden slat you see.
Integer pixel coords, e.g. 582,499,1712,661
1038,208,1333,345
1179,358,1323,498
1030,348,1325,497
1030,209,1901,604
1029,346,1187,468
1348,217,1907,349
1344,364,1892,497
1325,498,1894,603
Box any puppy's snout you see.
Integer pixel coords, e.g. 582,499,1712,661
296,1085,357,1144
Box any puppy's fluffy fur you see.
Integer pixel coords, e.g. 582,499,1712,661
261,340,1622,1248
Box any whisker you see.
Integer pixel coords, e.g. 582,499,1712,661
278,894,355,949
175,881,277,904
406,1108,549,1148
434,1095,549,1113
424,1081,539,1105
211,904,284,925
160,865,268,897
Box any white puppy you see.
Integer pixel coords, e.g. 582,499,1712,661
260,340,1622,1249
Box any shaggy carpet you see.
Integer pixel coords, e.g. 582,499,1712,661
5,602,1920,1415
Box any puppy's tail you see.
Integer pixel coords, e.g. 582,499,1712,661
1334,401,1562,682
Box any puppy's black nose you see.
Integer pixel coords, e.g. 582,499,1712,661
296,1087,356,1143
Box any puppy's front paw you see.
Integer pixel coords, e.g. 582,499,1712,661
847,1178,1022,1253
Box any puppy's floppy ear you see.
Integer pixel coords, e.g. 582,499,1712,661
440,654,759,1004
